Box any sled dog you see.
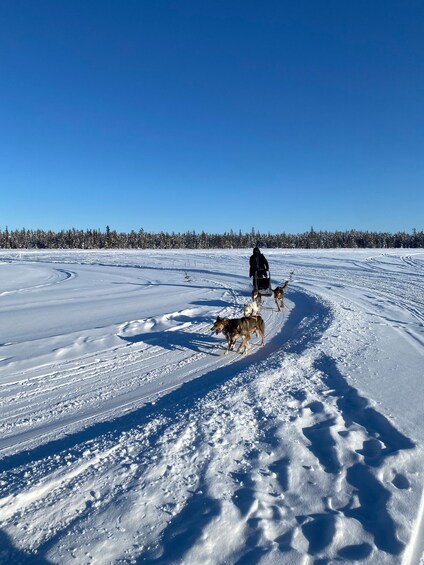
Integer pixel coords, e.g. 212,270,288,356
211,315,265,354
251,288,262,304
244,300,260,317
273,281,288,311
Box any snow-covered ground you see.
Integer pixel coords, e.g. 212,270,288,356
0,248,423,565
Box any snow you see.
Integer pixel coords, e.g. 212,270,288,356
0,248,423,564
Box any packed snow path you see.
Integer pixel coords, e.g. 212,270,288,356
0,249,423,564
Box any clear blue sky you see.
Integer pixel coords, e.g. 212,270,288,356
1,0,423,234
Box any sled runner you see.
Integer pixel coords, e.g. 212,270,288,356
253,268,272,296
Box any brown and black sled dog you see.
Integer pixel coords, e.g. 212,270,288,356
211,315,265,354
273,280,288,311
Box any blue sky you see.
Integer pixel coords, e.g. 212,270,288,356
1,1,423,234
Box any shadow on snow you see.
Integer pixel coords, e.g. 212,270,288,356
1,287,416,562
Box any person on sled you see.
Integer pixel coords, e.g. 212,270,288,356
249,246,269,281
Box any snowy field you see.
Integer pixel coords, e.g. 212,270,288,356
0,248,423,565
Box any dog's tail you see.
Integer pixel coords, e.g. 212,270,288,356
272,280,289,292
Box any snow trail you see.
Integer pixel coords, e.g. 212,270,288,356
0,249,423,564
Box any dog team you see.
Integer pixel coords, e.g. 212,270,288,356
211,280,289,355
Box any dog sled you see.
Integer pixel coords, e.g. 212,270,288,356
253,268,272,296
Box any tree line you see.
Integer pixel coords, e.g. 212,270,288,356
0,226,423,250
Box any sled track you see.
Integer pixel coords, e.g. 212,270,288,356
0,288,418,564
0,251,422,564
0,272,280,457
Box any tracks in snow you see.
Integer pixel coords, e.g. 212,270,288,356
0,284,419,564
0,272,280,456
0,251,422,564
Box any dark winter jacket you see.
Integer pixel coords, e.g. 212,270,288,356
249,247,269,277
